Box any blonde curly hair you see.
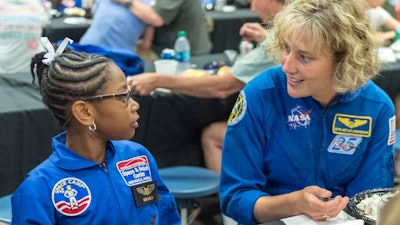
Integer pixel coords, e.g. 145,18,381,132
267,0,380,93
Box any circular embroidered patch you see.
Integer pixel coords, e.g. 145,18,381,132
228,90,247,126
52,177,91,216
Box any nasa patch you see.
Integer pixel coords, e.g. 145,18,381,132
228,90,247,126
52,177,91,216
287,105,312,130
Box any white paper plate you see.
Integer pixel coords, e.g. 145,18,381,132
63,17,92,25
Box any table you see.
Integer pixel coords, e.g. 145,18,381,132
42,8,260,53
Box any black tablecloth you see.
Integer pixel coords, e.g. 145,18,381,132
42,8,260,54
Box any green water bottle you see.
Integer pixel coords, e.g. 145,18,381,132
395,28,400,42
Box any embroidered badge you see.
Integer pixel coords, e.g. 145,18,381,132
287,105,312,130
388,116,396,145
52,177,91,216
131,180,160,207
328,135,362,155
117,156,152,186
332,114,372,137
228,90,247,126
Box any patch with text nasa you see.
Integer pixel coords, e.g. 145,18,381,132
286,105,312,130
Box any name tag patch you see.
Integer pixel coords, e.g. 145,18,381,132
131,180,160,207
117,156,152,186
328,135,362,155
332,114,372,137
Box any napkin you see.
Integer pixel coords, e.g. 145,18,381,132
378,47,397,62
281,211,364,225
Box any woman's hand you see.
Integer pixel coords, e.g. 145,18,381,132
295,186,349,221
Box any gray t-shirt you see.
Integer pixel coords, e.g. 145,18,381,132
230,37,277,84
152,0,212,56
0,0,49,74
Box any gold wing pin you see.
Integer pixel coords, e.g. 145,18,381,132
338,117,368,129
136,184,155,196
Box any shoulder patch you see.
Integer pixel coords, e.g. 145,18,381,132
52,177,91,216
388,116,396,145
228,90,247,126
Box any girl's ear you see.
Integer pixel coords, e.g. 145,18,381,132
71,100,95,126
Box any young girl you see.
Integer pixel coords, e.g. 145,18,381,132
11,37,181,225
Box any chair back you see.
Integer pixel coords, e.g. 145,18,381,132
0,194,11,224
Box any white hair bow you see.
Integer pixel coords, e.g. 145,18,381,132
40,37,73,65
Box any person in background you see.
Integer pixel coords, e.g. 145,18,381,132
366,0,400,44
49,0,81,11
220,0,396,224
379,188,400,225
11,37,180,225
0,0,50,74
79,0,153,52
116,0,212,57
396,0,400,20
127,0,286,174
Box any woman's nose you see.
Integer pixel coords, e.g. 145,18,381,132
281,54,296,74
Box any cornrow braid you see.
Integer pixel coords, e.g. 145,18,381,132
31,47,111,128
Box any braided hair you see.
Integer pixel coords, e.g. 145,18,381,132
31,46,112,128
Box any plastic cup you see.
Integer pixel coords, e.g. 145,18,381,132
153,60,178,93
154,59,178,75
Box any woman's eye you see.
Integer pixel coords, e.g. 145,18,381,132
282,44,290,53
299,54,311,63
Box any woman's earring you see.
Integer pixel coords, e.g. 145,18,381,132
88,122,97,132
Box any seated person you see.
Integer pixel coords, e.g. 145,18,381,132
0,0,50,74
116,0,212,56
379,187,400,225
11,37,180,225
220,0,395,224
366,0,400,44
79,0,153,52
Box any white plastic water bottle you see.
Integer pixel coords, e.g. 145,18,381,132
174,31,191,73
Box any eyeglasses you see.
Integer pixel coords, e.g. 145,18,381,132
82,86,132,107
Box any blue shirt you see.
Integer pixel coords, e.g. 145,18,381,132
220,66,396,225
80,0,149,51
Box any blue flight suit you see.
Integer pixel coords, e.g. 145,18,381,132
220,66,396,225
12,132,181,225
